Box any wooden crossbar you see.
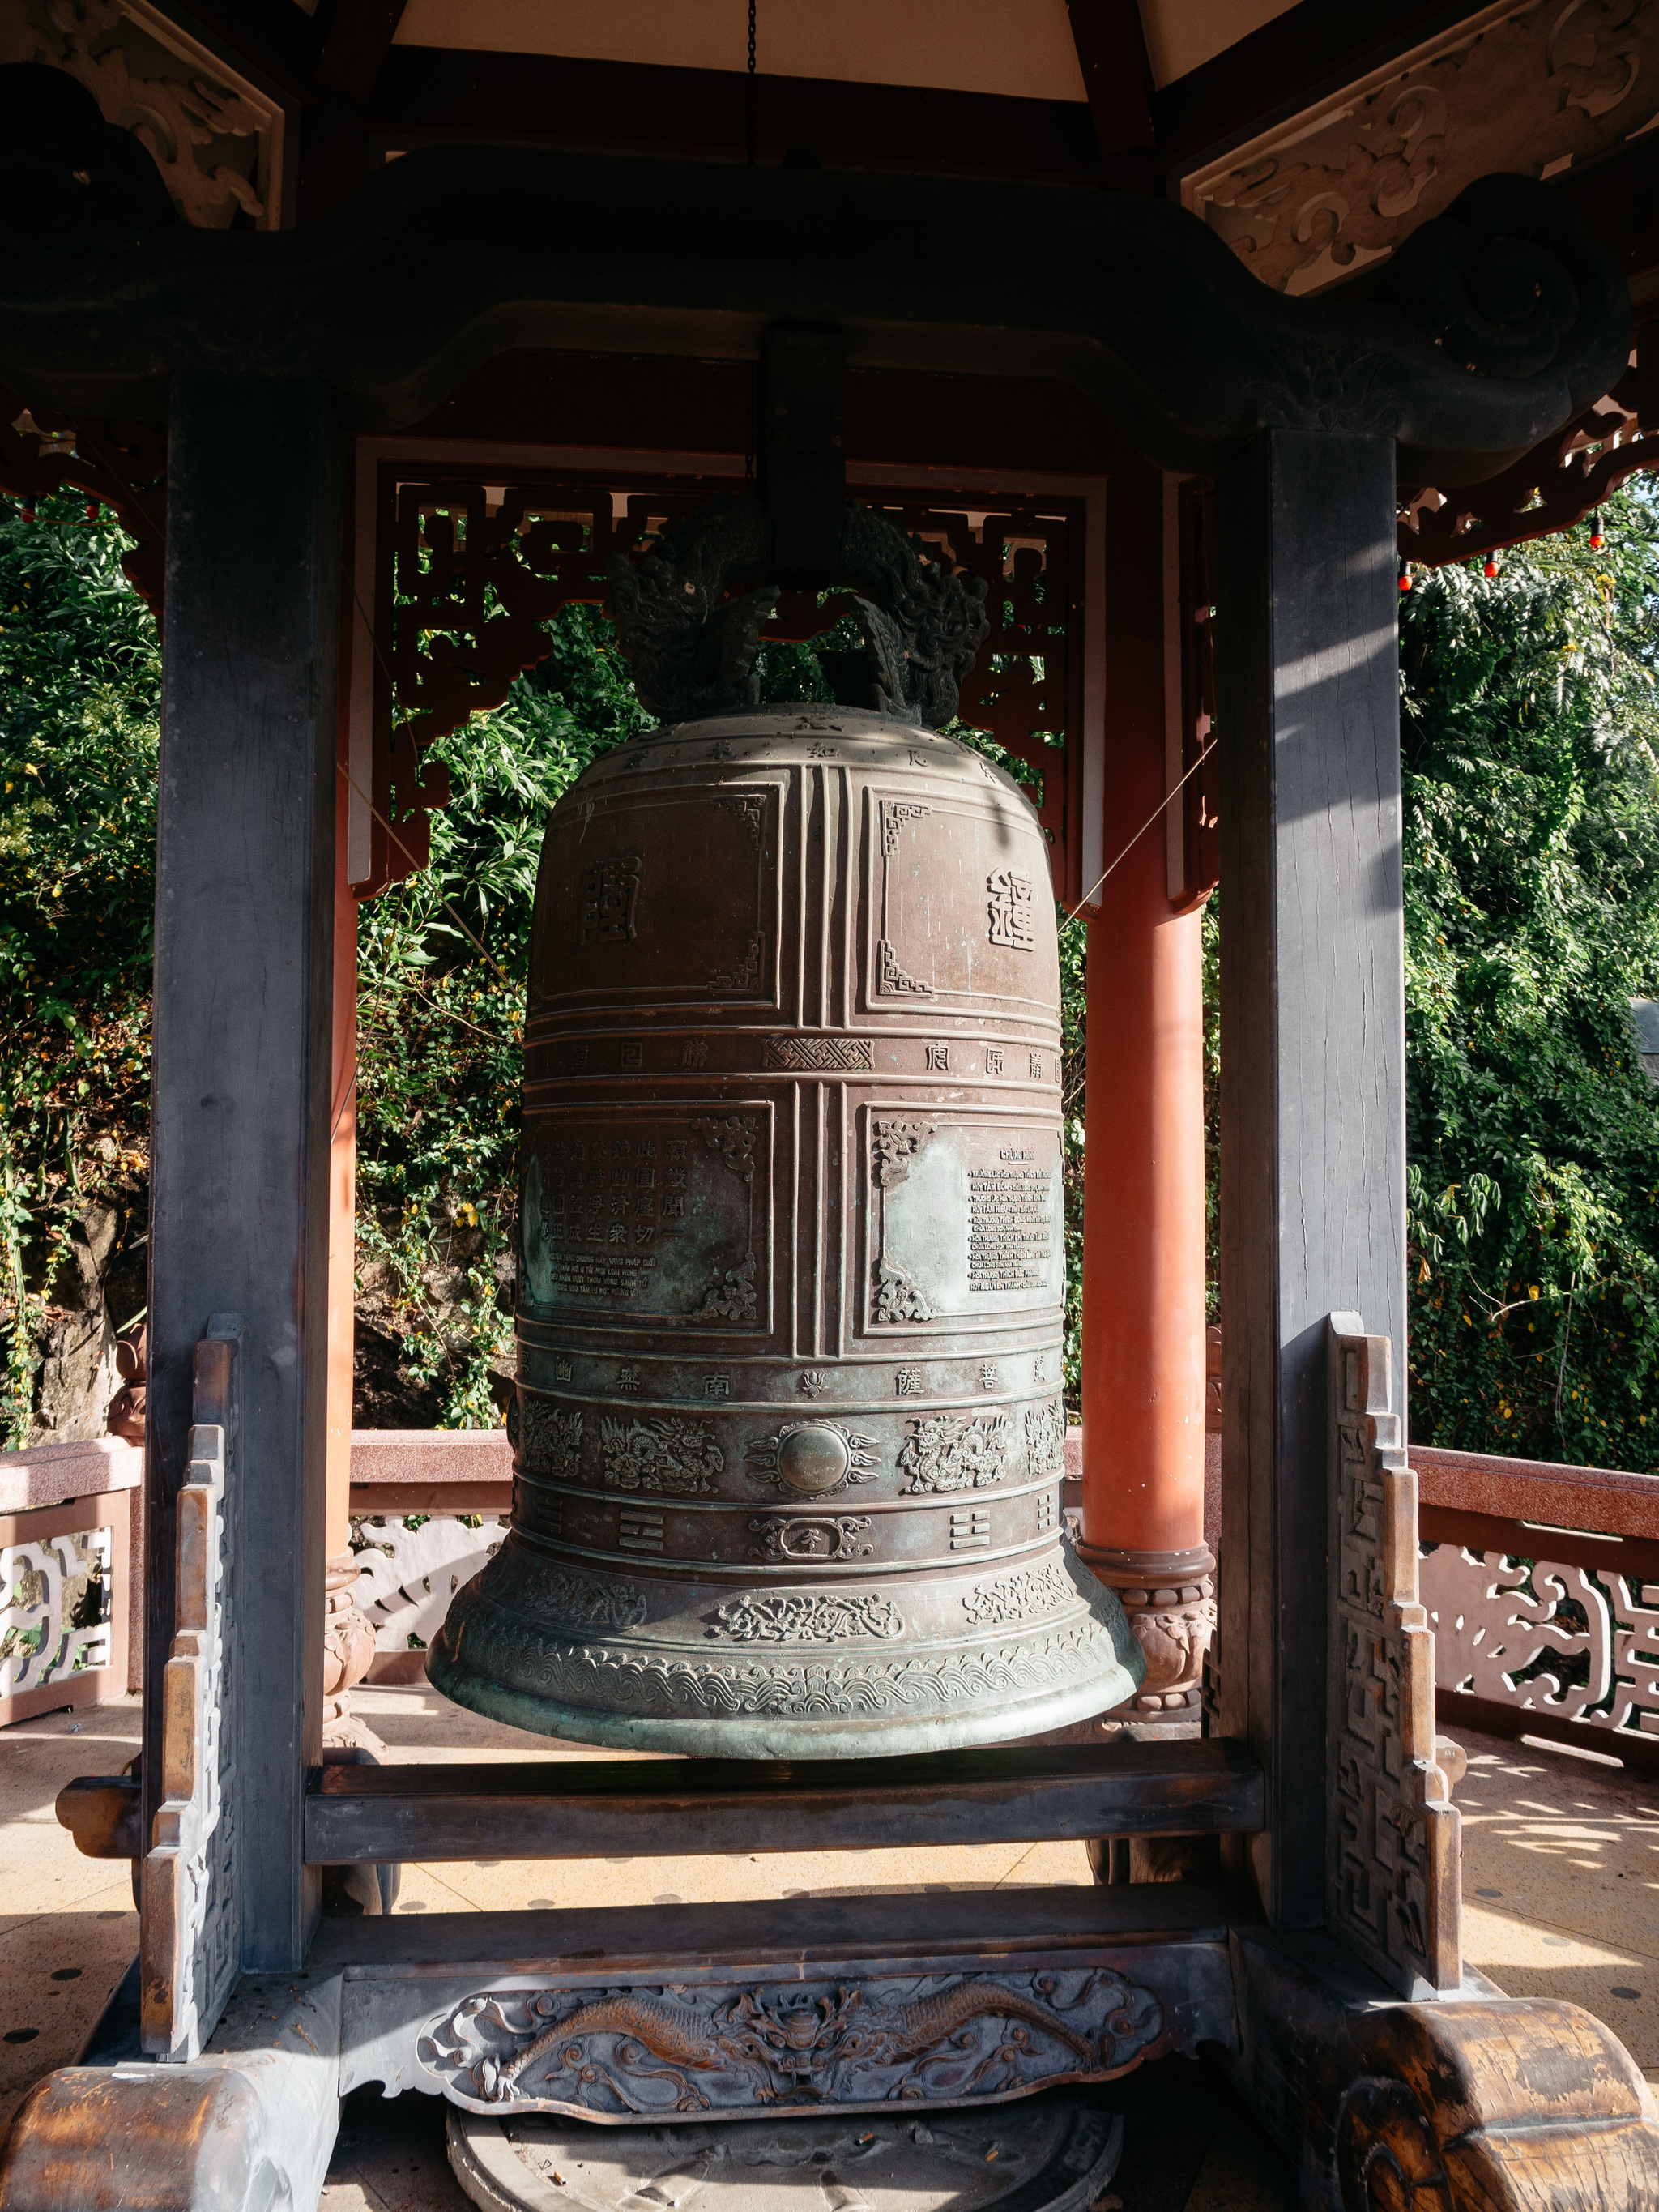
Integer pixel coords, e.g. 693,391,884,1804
304,1736,1262,1864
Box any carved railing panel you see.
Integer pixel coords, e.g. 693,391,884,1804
1,1531,113,1698
1421,1546,1659,1765
1328,1320,1461,1997
142,1325,241,2061
351,1511,508,1663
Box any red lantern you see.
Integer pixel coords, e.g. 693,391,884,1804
1589,507,1605,550
1398,562,1413,595
1483,554,1499,579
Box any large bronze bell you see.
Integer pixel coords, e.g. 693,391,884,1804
429,502,1143,1755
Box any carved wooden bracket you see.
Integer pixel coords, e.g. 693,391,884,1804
1183,0,1659,299
0,384,167,617
1401,309,1659,570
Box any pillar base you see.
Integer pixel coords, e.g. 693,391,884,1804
322,1549,400,1915
1073,1543,1216,1730
322,1548,382,1756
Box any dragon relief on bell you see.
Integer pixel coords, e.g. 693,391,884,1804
600,1416,723,1495
899,1411,1011,1493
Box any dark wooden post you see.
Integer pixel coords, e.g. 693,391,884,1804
1213,429,1406,1928
145,377,344,1972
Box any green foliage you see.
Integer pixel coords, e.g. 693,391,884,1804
0,499,158,1442
17,485,1659,1471
1400,490,1659,1466
352,618,646,1426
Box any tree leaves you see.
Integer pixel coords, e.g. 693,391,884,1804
1401,488,1659,1466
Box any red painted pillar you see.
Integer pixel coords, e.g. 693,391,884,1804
1075,465,1214,1736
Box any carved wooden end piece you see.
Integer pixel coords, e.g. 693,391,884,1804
141,1328,241,2062
1327,1319,1461,1998
1213,1317,1659,2208
1230,1927,1659,2212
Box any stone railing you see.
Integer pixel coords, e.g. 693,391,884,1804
28,1417,1640,1768
1416,1443,1659,1777
348,1428,511,1685
0,1437,142,1722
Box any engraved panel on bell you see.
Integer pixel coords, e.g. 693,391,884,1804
876,1120,1064,1322
530,785,778,1009
433,496,1143,1757
871,794,1056,1016
521,1110,761,1327
969,1154,1056,1294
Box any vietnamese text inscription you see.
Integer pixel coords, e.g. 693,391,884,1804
967,1158,1054,1292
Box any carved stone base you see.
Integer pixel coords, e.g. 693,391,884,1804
323,1549,399,1913
1072,1544,1215,1739
323,1888,1235,2115
1226,1925,1659,2210
425,1962,1159,2121
447,2090,1124,2212
323,1547,382,1754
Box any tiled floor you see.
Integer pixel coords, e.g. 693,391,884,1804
1448,1724,1659,2080
0,1689,1651,2209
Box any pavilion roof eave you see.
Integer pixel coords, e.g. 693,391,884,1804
0,132,1630,485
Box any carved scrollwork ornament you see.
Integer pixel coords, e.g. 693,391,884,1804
608,497,988,728
1335,2077,1454,2212
1386,173,1604,385
422,1965,1164,2120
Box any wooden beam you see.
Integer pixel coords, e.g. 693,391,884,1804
318,1886,1239,2109
313,0,407,100
315,1881,1234,1977
369,48,1102,184
146,377,344,1974
1066,1,1154,156
1213,429,1406,1929
304,1737,1264,1864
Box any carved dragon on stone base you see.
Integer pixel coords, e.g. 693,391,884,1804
422,1966,1163,2120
